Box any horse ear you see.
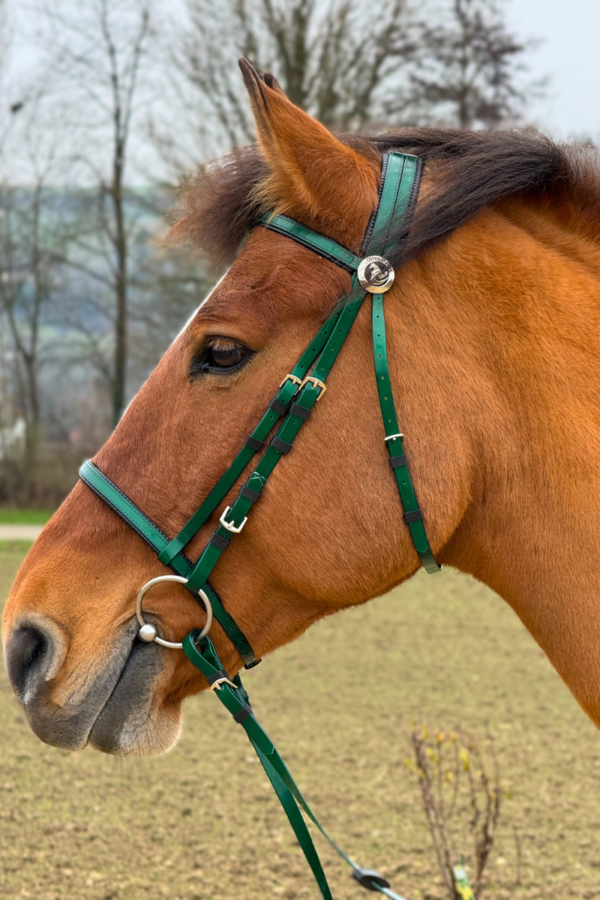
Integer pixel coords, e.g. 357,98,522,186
239,58,379,245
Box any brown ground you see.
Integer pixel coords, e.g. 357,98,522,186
1,543,600,900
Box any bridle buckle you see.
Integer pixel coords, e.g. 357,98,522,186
300,376,327,400
220,506,248,534
210,677,238,692
279,373,303,389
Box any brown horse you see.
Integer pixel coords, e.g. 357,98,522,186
4,63,600,758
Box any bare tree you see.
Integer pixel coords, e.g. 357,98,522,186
41,0,153,425
402,0,544,129
54,193,211,408
0,120,65,502
153,0,416,173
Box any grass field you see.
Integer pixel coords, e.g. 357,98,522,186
2,545,600,900
0,509,55,524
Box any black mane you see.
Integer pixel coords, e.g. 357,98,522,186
169,128,600,270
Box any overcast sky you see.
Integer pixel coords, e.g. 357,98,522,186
507,0,600,141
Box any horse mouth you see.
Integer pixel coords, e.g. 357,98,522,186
6,615,181,756
88,622,182,756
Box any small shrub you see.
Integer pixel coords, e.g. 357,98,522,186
407,728,504,899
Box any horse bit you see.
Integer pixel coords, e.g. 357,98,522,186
80,152,440,900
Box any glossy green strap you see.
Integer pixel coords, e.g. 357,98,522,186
79,461,259,666
183,633,408,900
259,213,362,272
370,154,421,258
157,303,346,567
185,277,366,593
370,154,440,573
371,295,441,573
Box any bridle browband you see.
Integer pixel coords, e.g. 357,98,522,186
79,152,441,899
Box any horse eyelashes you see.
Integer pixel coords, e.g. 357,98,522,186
189,339,255,378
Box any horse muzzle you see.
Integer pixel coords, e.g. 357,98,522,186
4,613,179,755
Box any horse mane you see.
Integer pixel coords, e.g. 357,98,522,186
167,128,600,271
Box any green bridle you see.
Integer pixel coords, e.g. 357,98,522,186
79,151,441,899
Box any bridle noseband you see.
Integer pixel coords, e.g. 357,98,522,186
79,152,441,899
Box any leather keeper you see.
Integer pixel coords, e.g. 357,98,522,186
206,668,229,686
233,705,253,724
245,435,264,452
390,454,408,468
209,532,231,551
270,436,292,454
404,508,423,524
290,402,311,420
240,485,260,502
268,397,289,416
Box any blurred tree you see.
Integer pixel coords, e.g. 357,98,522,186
42,0,153,425
153,0,545,177
152,0,416,172
54,190,211,409
0,0,11,150
402,0,543,129
0,138,64,503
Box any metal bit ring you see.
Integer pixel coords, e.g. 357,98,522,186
136,574,213,649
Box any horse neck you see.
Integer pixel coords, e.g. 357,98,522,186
400,196,600,726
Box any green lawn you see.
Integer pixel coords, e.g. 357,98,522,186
1,547,599,900
0,508,55,524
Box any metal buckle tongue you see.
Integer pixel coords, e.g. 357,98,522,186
352,868,391,892
209,676,238,693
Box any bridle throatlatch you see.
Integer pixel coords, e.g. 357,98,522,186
79,152,440,899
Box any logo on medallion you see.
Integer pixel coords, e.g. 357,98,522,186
357,255,395,293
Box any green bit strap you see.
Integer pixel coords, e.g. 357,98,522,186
183,632,408,900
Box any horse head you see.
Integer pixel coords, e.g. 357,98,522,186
5,61,600,756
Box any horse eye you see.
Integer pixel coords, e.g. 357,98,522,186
209,345,244,368
190,340,254,378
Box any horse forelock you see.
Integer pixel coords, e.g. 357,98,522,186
166,128,600,274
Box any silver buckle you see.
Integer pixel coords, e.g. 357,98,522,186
219,506,248,534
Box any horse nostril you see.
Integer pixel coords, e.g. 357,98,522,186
5,624,54,699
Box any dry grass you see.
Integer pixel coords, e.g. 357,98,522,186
1,546,600,900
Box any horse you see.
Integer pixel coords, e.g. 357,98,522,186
4,60,600,771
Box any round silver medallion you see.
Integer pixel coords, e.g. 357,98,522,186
357,255,395,293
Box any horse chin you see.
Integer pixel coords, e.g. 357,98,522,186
88,699,182,757
87,637,183,757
